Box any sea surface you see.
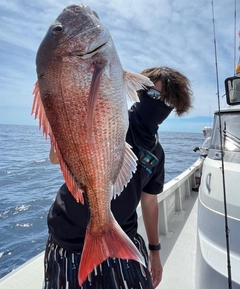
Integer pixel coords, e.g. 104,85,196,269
0,124,203,279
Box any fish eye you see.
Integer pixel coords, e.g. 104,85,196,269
51,24,63,35
92,11,99,19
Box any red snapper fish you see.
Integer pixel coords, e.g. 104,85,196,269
32,4,153,286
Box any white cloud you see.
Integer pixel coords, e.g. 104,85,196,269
0,0,239,131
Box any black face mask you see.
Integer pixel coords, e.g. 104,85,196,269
132,89,173,135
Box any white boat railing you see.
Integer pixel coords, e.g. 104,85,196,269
137,158,203,240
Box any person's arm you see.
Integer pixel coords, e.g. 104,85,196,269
141,191,162,288
49,145,59,164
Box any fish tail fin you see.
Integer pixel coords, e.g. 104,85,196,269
78,218,145,286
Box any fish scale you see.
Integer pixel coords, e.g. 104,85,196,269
32,4,153,286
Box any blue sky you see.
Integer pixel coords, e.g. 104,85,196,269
0,0,239,132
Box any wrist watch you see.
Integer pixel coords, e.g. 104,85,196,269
148,243,161,251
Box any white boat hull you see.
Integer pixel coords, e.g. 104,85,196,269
196,198,240,288
196,105,240,289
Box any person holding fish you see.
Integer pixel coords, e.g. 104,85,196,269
32,4,192,289
45,66,192,289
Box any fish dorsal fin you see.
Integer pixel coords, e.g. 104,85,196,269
123,70,154,103
60,160,85,204
31,81,84,204
112,142,138,199
32,81,52,139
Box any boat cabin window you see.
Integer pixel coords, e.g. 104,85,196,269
210,112,240,152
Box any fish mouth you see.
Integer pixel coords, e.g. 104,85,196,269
72,42,107,57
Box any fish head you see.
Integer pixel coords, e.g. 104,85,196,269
36,4,110,67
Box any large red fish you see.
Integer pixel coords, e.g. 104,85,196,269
32,4,153,286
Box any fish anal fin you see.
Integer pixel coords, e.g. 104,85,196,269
123,70,154,103
112,142,138,198
78,218,145,286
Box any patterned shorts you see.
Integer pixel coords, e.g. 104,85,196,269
43,234,154,289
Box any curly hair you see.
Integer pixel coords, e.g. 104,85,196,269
140,67,193,116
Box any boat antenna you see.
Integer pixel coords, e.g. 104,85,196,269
233,0,237,76
211,1,232,288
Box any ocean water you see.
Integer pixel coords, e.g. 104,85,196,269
0,124,203,279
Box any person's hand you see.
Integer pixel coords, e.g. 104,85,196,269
149,250,163,288
193,146,199,152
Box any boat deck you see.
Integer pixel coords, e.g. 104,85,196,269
0,190,198,289
157,189,198,289
0,251,44,289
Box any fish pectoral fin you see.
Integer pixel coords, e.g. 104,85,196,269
87,61,106,140
103,61,110,79
112,142,138,199
32,81,52,139
78,218,145,286
123,70,154,103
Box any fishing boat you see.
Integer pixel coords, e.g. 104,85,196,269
1,80,240,289
196,76,240,289
1,2,240,289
